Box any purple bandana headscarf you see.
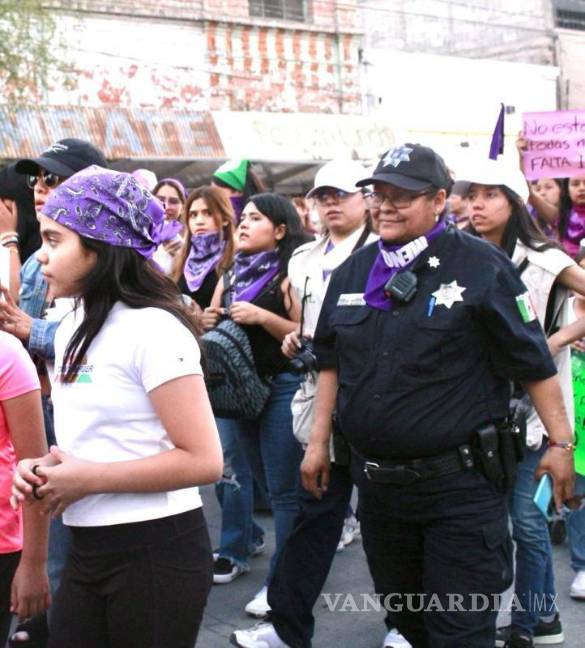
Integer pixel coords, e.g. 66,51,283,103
232,249,280,303
184,232,226,292
43,165,164,260
561,204,585,257
364,220,446,311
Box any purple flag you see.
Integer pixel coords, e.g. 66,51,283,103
489,103,505,160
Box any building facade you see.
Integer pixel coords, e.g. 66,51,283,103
41,0,362,114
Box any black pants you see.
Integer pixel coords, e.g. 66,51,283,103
354,461,513,648
0,551,20,646
268,462,353,648
48,508,213,648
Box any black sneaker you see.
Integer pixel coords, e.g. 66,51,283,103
213,557,247,584
504,633,534,648
533,613,564,645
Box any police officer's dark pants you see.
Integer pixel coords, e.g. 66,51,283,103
354,464,513,648
268,461,353,648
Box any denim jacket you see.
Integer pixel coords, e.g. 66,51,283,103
19,254,58,360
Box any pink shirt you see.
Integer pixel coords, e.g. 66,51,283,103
0,332,40,554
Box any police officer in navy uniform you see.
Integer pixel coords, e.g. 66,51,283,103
302,144,575,648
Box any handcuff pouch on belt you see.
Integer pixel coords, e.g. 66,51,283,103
475,418,526,492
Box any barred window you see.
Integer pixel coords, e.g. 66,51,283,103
554,1,585,30
555,9,585,30
249,0,307,22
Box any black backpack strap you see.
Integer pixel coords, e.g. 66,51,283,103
543,281,566,337
221,271,234,308
351,226,371,253
516,257,529,276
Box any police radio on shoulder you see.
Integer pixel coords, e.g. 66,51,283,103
384,271,418,303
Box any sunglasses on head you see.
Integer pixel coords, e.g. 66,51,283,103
26,170,63,190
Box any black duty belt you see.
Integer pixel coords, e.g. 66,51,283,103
352,444,475,486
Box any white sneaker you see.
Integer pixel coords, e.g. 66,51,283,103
570,569,585,599
245,586,271,618
337,514,361,552
382,628,412,648
230,622,290,648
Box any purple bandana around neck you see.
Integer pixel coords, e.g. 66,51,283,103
562,204,585,257
364,220,446,311
42,165,165,260
184,232,226,292
232,249,280,303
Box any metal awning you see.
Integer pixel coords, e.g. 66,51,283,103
0,106,397,194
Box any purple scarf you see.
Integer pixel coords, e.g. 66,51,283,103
562,204,585,257
184,232,225,292
364,221,446,311
159,219,184,243
232,249,280,302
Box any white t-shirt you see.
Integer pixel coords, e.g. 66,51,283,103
50,302,203,527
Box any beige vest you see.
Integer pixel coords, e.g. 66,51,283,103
512,241,576,447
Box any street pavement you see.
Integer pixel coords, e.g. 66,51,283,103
198,485,585,647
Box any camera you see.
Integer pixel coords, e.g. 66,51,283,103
289,336,317,374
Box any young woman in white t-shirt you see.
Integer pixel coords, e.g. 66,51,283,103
464,160,585,644
11,166,222,648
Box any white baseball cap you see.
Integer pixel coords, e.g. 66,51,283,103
306,159,367,199
460,158,529,204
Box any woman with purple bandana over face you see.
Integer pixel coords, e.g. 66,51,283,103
202,193,311,616
10,166,223,648
172,185,236,313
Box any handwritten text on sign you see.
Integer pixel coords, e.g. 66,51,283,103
522,110,585,180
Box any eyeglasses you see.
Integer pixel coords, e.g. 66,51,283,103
311,187,356,203
157,196,182,206
26,171,63,189
369,189,433,209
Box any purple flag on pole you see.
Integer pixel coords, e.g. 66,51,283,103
489,103,505,160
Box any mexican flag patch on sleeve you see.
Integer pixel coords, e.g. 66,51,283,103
515,292,537,323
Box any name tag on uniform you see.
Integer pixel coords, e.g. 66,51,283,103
337,293,365,306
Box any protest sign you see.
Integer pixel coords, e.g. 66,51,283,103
571,350,585,476
522,110,585,181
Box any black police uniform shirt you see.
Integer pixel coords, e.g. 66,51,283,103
313,226,557,461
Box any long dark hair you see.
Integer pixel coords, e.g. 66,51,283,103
558,179,573,240
469,185,557,257
62,241,200,383
244,193,313,281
